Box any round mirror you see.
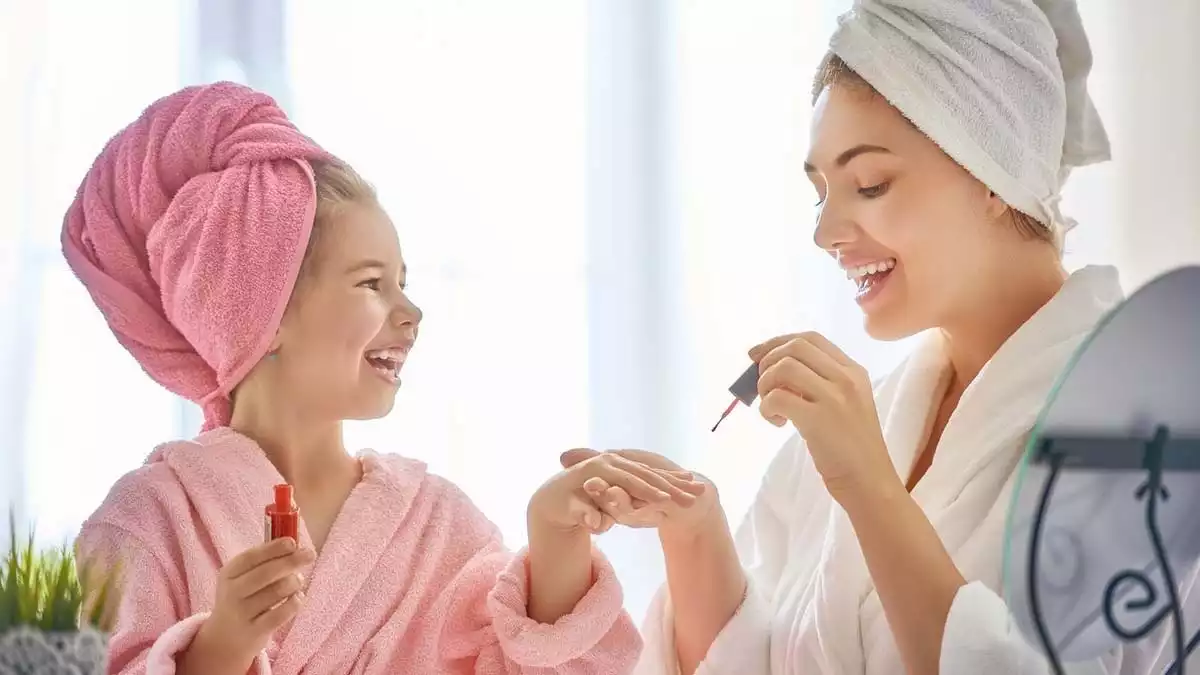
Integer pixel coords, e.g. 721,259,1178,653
1003,265,1200,668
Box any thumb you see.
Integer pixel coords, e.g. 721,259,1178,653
566,494,603,531
561,447,600,468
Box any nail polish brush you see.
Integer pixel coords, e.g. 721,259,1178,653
711,362,760,432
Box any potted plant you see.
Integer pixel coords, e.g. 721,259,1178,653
0,515,119,675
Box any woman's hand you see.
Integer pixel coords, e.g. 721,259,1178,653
558,449,719,541
529,451,706,535
751,331,902,504
179,537,314,675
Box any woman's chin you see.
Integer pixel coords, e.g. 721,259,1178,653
862,307,923,342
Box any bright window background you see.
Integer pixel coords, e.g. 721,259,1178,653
1,0,188,545
0,0,1141,624
285,0,591,554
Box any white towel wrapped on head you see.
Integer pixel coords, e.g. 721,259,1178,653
829,0,1110,239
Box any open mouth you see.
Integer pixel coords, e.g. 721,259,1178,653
364,347,408,383
845,257,897,301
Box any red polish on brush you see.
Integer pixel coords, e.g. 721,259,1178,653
711,362,761,432
264,484,299,542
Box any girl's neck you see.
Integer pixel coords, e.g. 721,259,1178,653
229,396,354,488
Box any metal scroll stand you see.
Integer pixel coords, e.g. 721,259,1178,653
1003,266,1200,675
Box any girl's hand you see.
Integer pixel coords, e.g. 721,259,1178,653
528,451,707,535
558,449,719,541
180,537,314,675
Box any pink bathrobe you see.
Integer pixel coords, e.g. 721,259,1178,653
76,428,641,674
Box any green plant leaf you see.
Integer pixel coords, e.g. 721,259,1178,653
0,512,121,633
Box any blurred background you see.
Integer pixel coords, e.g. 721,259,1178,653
1,0,1198,621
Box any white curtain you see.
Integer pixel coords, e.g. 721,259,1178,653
1,0,1194,625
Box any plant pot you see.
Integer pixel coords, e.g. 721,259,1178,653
0,627,109,675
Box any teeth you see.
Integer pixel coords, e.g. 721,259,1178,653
845,258,896,280
365,348,406,361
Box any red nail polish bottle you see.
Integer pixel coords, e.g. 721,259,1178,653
264,484,299,542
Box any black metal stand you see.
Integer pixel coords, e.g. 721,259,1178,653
1029,426,1200,675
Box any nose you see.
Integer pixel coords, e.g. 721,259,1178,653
391,292,423,332
812,196,858,254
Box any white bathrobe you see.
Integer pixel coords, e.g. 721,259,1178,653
636,265,1198,674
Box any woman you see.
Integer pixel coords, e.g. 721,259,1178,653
564,1,1197,673
66,82,704,674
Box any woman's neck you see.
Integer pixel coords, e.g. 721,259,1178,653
941,256,1068,392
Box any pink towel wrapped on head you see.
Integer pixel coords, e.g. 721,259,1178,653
62,81,331,429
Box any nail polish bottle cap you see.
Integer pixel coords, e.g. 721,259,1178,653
729,363,760,406
274,484,294,512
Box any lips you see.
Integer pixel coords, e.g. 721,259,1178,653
364,346,410,382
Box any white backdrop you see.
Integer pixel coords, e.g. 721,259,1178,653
2,0,1193,626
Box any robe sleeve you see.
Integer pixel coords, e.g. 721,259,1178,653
433,479,642,674
635,433,812,675
940,578,1200,675
76,520,272,675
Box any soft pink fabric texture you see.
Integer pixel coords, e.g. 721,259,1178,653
76,429,642,674
61,82,331,430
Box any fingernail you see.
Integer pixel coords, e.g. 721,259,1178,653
297,574,305,586
608,501,619,509
657,491,671,500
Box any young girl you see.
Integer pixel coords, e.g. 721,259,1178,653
65,82,703,674
562,1,1197,674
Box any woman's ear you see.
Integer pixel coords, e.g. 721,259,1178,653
984,190,1011,221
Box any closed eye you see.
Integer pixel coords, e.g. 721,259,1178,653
858,182,890,199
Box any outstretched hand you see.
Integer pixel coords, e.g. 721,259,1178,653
528,450,707,536
559,449,719,538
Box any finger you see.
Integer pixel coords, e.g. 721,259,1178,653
767,335,846,382
643,468,707,496
224,537,299,579
608,457,699,505
618,461,704,495
589,462,679,506
748,333,802,363
561,448,601,469
583,476,612,498
250,591,304,634
567,493,606,531
759,387,811,428
245,571,306,619
606,449,684,472
603,485,637,514
757,356,830,404
600,487,669,528
797,331,856,368
230,549,314,599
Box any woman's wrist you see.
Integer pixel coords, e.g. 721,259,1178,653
658,493,726,549
836,475,911,526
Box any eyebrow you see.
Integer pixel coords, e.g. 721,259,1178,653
346,260,407,277
803,144,893,173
